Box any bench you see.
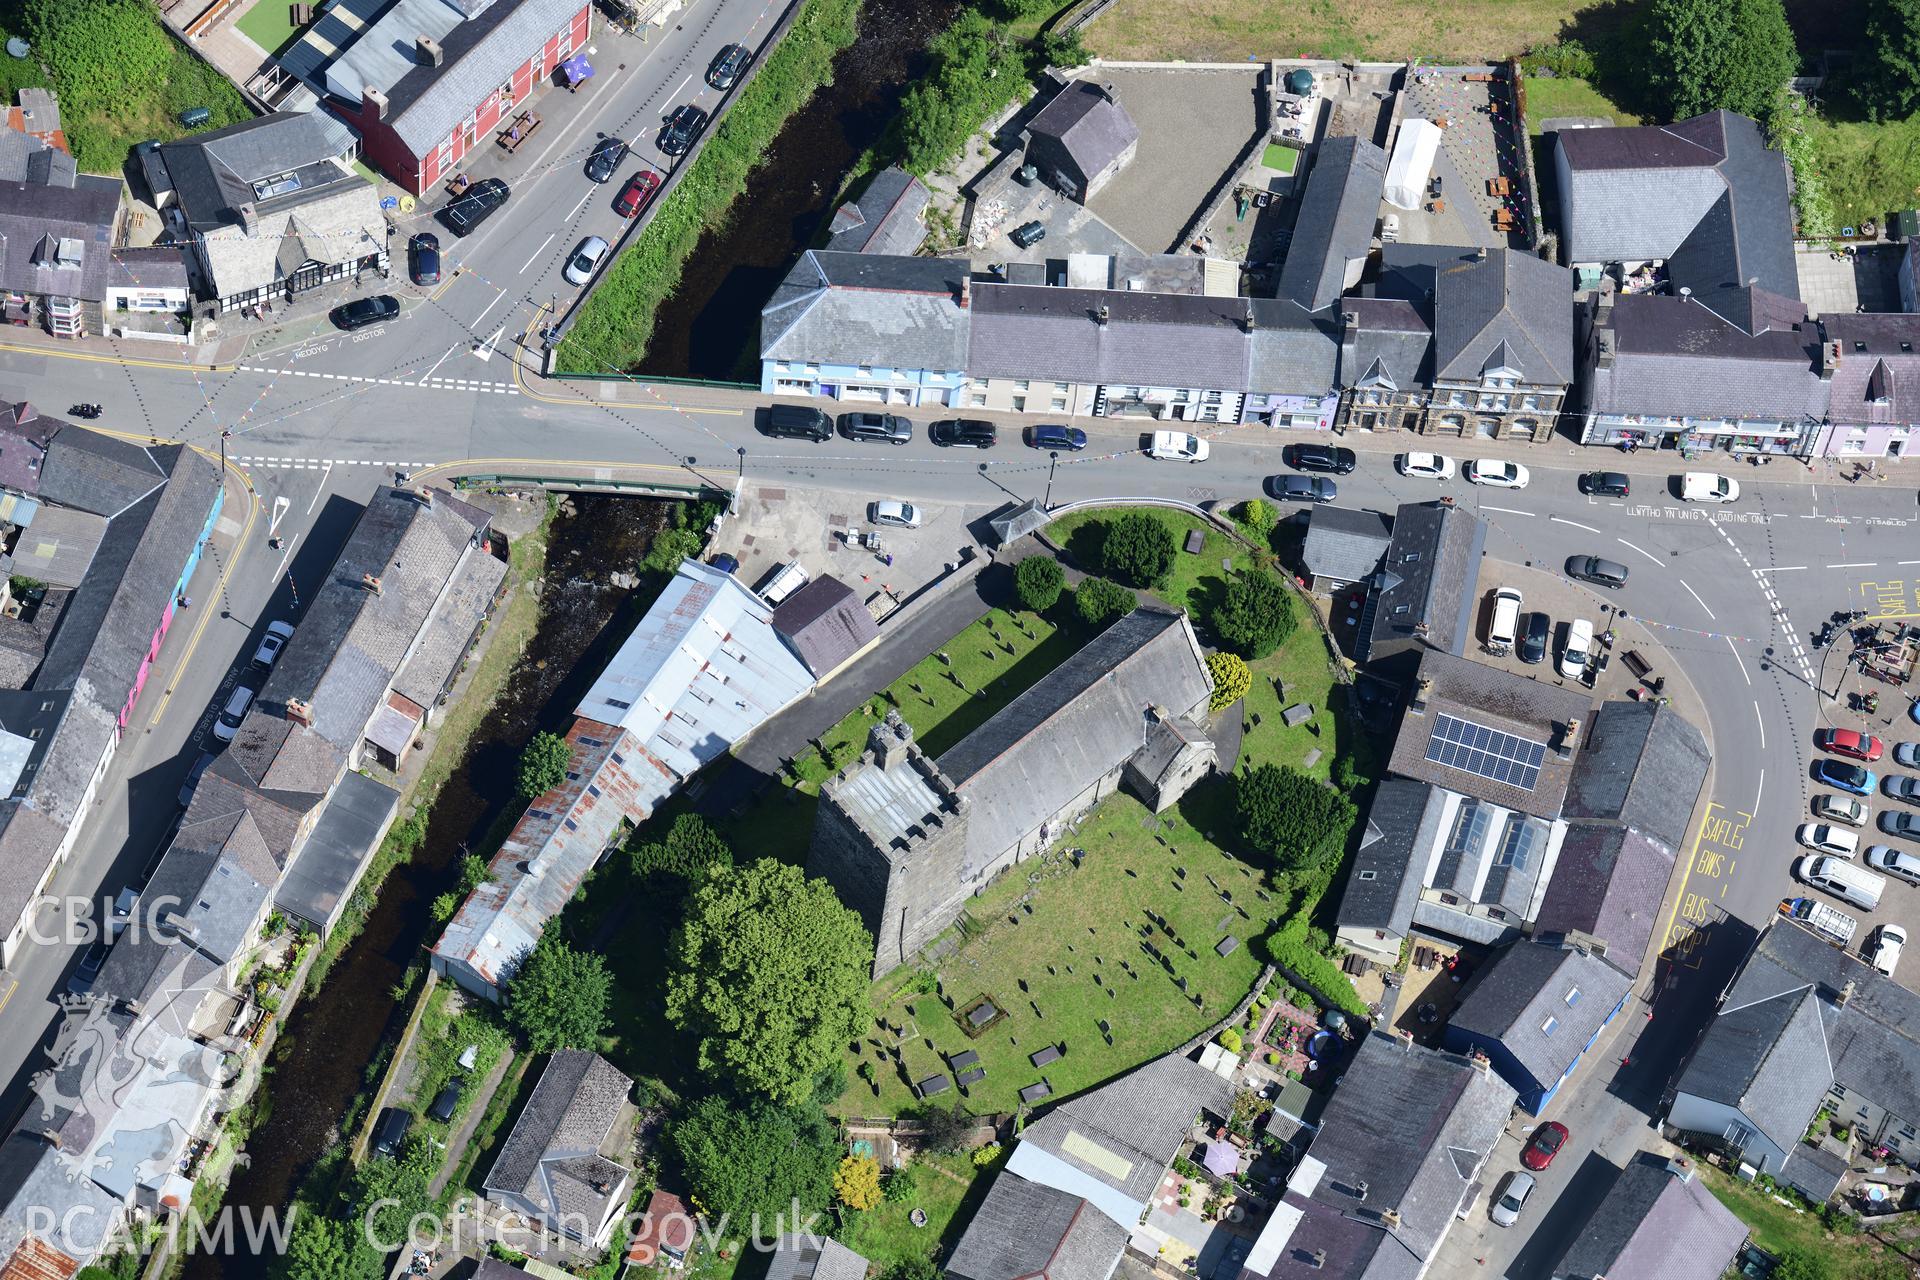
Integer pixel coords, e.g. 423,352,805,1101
497,111,542,154
1621,649,1653,680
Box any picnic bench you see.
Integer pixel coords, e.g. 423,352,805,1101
1493,208,1518,231
1487,176,1513,197
497,110,542,154
1463,72,1496,83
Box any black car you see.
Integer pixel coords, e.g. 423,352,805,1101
1282,443,1357,474
441,177,510,237
838,411,912,444
407,233,441,285
1517,611,1550,665
427,1079,463,1123
371,1107,412,1158
707,43,751,90
1265,474,1336,503
586,135,629,183
929,418,997,448
178,749,215,809
1579,471,1631,498
1565,554,1630,588
1026,424,1087,451
1010,220,1046,249
659,105,709,156
331,295,399,331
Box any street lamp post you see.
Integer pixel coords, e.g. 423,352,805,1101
734,446,747,512
1044,450,1060,508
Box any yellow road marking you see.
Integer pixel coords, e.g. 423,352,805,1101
1660,801,1723,962
0,341,232,373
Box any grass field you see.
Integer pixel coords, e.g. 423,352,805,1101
1522,76,1643,131
1048,506,1241,621
835,1152,987,1267
1085,0,1593,64
235,0,301,55
1801,111,1920,230
1697,1161,1912,1275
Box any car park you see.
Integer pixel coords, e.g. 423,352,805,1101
1820,729,1885,762
1565,555,1629,589
1266,475,1336,504
615,171,662,218
869,500,921,529
1884,774,1920,805
1871,924,1907,977
1578,471,1630,497
586,136,629,183
1796,823,1860,858
1816,759,1877,796
1026,424,1087,451
407,233,440,285
1283,443,1357,474
1518,611,1550,665
659,105,708,156
1490,1170,1535,1227
1010,220,1046,249
1558,618,1593,681
1467,459,1530,489
440,177,509,236
707,43,751,90
252,620,296,669
1866,845,1920,884
1147,431,1208,462
331,295,399,331
1681,471,1740,503
1520,1122,1569,1171
764,404,833,441
1880,811,1920,840
212,685,256,744
1814,793,1868,826
838,412,911,444
563,236,610,285
929,418,997,448
1487,588,1523,655
1397,451,1456,480
178,750,215,809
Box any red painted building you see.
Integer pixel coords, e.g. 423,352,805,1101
286,0,592,196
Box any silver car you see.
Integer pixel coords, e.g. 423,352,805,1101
563,235,609,285
869,500,921,529
1490,1170,1535,1227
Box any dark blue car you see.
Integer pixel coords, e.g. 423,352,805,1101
1026,424,1086,451
1816,759,1877,797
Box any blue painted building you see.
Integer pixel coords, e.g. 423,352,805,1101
760,251,970,409
1444,939,1633,1114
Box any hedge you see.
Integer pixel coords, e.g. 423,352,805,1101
1264,924,1367,1018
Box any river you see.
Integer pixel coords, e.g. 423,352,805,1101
184,495,668,1280
635,0,962,380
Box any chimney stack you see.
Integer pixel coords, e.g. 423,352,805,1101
1380,1208,1402,1230
362,87,388,121
1095,304,1110,325
957,277,970,309
1475,245,1488,260
286,698,313,727
236,203,258,235
1666,1156,1695,1182
362,573,383,595
1840,978,1856,1006
1411,677,1432,712
416,35,444,67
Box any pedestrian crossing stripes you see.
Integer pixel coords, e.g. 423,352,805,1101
236,364,518,394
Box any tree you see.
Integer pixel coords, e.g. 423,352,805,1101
352,1133,437,1252
430,891,461,924
1211,570,1296,659
504,932,611,1053
906,1102,974,1154
1644,0,1797,121
516,731,573,799
1236,764,1357,873
274,1208,384,1280
670,1094,837,1226
1014,555,1066,613
1236,498,1277,540
834,1154,884,1210
1852,0,1920,120
459,853,491,891
1100,513,1176,587
883,1257,943,1280
630,812,734,882
1206,652,1251,712
895,12,1028,174
666,859,871,1104
1075,577,1136,629
1771,1246,1834,1280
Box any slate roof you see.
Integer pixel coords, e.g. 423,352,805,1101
141,839,274,966
391,542,506,711
946,1176,1130,1280
36,425,166,518
773,575,878,677
825,166,930,256
1449,941,1632,1090
1821,313,1920,425
761,250,969,370
1025,81,1140,184
1555,1154,1748,1280
0,173,119,302
1589,292,1827,422
1248,300,1342,392
1375,245,1573,387
1561,700,1710,850
765,1236,872,1280
484,1049,633,1230
0,1132,122,1270
192,180,388,303
1341,295,1432,391
1533,823,1673,967
272,768,401,931
0,399,56,493
108,244,190,292
1356,500,1486,663
6,504,106,588
1301,505,1392,586
151,110,360,233
938,607,1211,868
1277,136,1388,314
968,282,1253,390
1337,778,1440,937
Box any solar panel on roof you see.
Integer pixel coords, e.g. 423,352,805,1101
1424,713,1546,790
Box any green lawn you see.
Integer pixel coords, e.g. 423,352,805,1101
1697,1161,1910,1275
1048,507,1243,622
1800,110,1920,231
235,0,301,55
1521,75,1643,132
1262,142,1300,173
836,1153,986,1267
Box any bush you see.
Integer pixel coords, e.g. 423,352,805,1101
834,1154,884,1210
516,731,572,799
1333,755,1368,794
895,11,1031,175
504,933,611,1052
1014,555,1066,613
672,1094,838,1225
971,1142,1002,1165
1236,499,1277,540
1207,652,1251,711
1237,764,1357,873
908,1102,974,1153
1218,1027,1243,1053
1211,570,1297,659
1264,926,1366,1017
1100,513,1177,587
1521,39,1597,79
630,812,735,883
1075,576,1136,629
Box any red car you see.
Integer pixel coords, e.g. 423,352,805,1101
614,171,662,219
1520,1121,1569,1171
1819,728,1885,763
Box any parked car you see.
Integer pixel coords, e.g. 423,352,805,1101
1026,424,1087,451
1681,471,1740,503
929,418,997,448
1283,443,1357,474
1796,823,1860,858
764,404,833,441
66,940,107,996
586,136,629,183
178,750,215,809
1467,459,1530,489
659,105,709,156
1872,924,1908,977
1816,759,1877,797
1517,611,1550,665
252,620,295,669
614,171,662,218
407,233,440,286
330,295,399,331
428,1079,463,1124
707,43,752,90
1520,1122,1569,1171
1896,742,1920,768
371,1107,412,1158
1490,1170,1536,1228
1010,220,1047,249
1880,810,1920,840
838,412,912,444
1579,471,1631,497
1814,793,1869,827
1265,475,1337,504
1397,451,1456,480
1487,587,1523,655
1866,844,1920,884
1147,430,1208,462
1565,554,1629,589
563,236,610,286
440,177,509,237
1819,728,1885,762
1884,774,1920,805
1558,617,1594,681
869,500,921,529
212,685,256,744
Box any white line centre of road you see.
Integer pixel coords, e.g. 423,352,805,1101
519,232,557,275
1752,699,1766,751
1753,767,1764,819
1550,515,1601,533
1725,634,1751,685
472,287,507,329
1678,578,1716,619
1829,561,1877,569
1616,536,1663,565
1480,505,1534,517
1757,565,1806,572
565,187,594,221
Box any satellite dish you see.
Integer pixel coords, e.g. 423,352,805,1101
5,38,29,59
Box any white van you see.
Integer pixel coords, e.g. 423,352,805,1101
1487,588,1523,655
1798,855,1886,912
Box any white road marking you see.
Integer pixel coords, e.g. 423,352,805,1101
565,187,594,220
1753,767,1764,819
519,233,557,275
304,465,329,515
1480,505,1534,517
1752,700,1765,751
419,344,458,383
472,287,508,328
1901,560,1920,566
1550,516,1601,533
1725,635,1750,685
1829,562,1877,569
1757,565,1806,572
1616,536,1662,565
1678,579,1716,619
273,533,299,579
